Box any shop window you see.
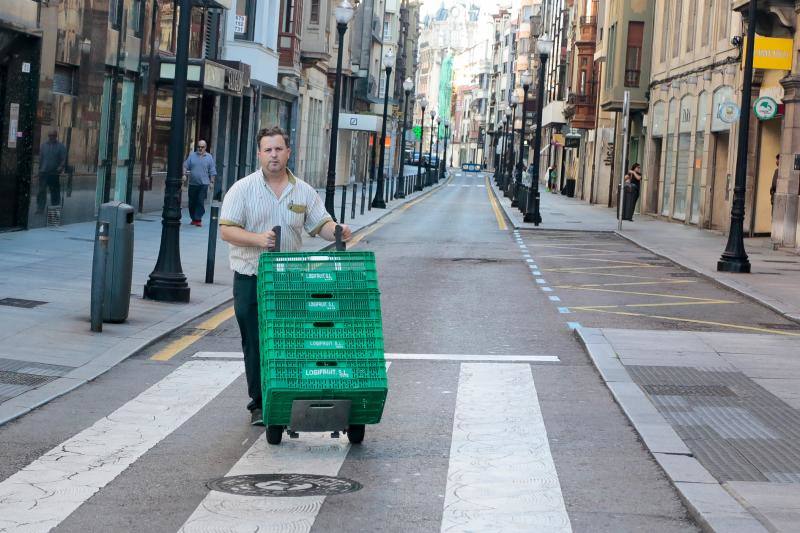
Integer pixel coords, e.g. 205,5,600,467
53,64,78,96
625,22,643,87
235,0,256,41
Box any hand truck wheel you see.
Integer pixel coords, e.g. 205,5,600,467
266,425,284,445
347,424,365,444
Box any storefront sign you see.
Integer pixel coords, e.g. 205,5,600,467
717,101,740,125
754,96,779,120
338,113,381,132
204,63,226,92
753,36,793,71
225,68,246,94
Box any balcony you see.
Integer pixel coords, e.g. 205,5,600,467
564,91,596,130
279,32,301,75
625,69,641,88
579,16,597,42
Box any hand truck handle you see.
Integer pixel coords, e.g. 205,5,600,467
269,226,281,252
334,225,346,251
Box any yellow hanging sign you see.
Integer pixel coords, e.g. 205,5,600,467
752,36,793,71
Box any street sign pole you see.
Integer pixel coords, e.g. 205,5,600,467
618,91,630,231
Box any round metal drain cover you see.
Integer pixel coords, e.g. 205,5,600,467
207,474,362,497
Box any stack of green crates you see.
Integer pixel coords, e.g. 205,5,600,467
257,251,388,427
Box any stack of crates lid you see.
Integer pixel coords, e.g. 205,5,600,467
257,251,387,426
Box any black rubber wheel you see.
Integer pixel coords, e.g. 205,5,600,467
347,424,365,444
266,425,283,445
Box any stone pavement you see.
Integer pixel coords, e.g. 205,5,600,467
490,179,800,532
495,181,800,322
0,168,444,426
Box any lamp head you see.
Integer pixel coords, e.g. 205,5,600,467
403,77,413,92
521,70,533,88
536,33,554,57
504,107,512,117
334,0,355,25
383,48,395,69
420,96,428,110
430,109,436,119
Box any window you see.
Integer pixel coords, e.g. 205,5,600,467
53,64,78,96
379,72,387,98
383,18,391,41
282,0,295,33
109,0,122,29
131,0,144,37
702,0,713,47
310,0,320,24
625,22,644,87
673,0,682,57
718,0,730,41
606,23,616,89
686,0,697,52
235,0,256,41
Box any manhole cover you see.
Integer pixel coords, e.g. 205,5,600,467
643,384,736,397
0,298,47,309
207,474,362,497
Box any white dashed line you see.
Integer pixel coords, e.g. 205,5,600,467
549,296,561,302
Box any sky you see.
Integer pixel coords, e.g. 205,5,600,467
418,0,512,19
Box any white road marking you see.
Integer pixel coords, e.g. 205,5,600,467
549,296,561,302
533,271,542,276
0,361,243,533
542,287,554,292
567,322,582,330
558,307,571,314
193,351,243,359
179,362,391,533
536,278,547,284
386,353,560,362
441,364,571,532
526,259,535,263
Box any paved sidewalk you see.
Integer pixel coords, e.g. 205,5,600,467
0,169,446,426
577,327,800,533
492,180,800,322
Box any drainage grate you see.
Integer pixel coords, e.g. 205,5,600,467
0,298,48,309
207,474,362,497
763,259,799,264
629,365,800,482
67,237,95,243
0,370,56,387
643,384,736,397
758,323,800,331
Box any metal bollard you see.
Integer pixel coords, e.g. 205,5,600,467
368,179,373,211
351,182,357,219
340,184,347,223
205,201,220,284
360,179,366,215
90,222,110,332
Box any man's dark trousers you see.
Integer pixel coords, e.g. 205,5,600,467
36,173,61,211
233,273,261,412
188,184,207,222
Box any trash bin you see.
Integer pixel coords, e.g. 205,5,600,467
96,202,135,322
622,182,638,220
563,179,576,197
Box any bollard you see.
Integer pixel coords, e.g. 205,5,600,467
360,178,366,215
340,184,347,222
205,201,220,284
90,222,110,332
368,179,373,211
351,182,357,219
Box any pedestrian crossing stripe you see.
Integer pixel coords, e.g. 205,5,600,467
193,352,561,363
0,358,568,532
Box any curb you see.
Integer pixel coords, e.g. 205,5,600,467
614,230,800,325
574,327,771,533
0,176,451,428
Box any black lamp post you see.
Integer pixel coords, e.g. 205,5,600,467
434,117,441,182
507,97,518,195
500,111,510,189
396,77,414,199
415,97,428,192
427,109,436,186
524,35,552,225
717,0,755,273
323,0,355,219
441,121,450,179
372,49,395,209
513,71,533,208
143,0,193,302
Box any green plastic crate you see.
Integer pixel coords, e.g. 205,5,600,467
260,270,379,292
260,290,382,320
258,251,377,275
260,319,384,361
261,319,384,341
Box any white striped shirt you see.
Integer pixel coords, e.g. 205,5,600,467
219,168,333,275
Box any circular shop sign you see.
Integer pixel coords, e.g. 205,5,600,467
207,474,363,497
718,101,740,124
754,96,779,121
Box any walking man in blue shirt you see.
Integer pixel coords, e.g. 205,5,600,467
183,140,216,226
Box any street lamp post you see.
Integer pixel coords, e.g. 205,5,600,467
500,111,510,190
427,109,436,186
434,117,441,183
442,121,450,179
143,0,193,302
415,97,428,192
504,99,518,197
323,1,355,219
372,48,395,209
513,71,533,208
717,0,755,273
524,35,553,225
396,78,414,199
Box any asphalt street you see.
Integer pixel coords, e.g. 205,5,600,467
14,170,791,532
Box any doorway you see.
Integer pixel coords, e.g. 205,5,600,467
751,118,781,235
0,63,18,229
647,138,662,213
709,132,730,230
